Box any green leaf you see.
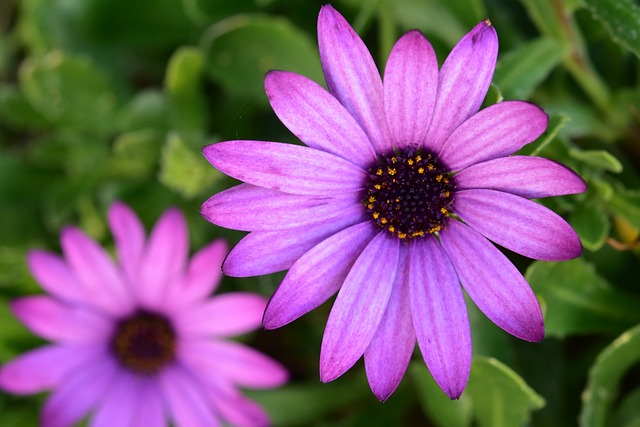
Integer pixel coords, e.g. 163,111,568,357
579,325,640,427
202,15,323,100
611,386,640,427
0,85,49,130
607,186,640,229
111,129,163,179
115,90,169,133
570,202,610,251
583,0,640,58
494,37,567,100
391,0,467,46
165,47,207,132
517,113,569,157
526,259,640,337
466,357,545,427
569,149,623,173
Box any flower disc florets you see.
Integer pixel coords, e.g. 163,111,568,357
364,148,455,240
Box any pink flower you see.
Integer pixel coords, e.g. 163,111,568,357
0,202,287,427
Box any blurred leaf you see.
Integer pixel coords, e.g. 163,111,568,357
569,149,623,173
526,258,640,337
579,325,640,427
391,0,467,46
410,362,472,427
570,202,610,251
466,357,545,427
203,15,323,100
519,0,564,40
159,133,220,199
607,186,640,229
583,0,640,58
19,51,119,135
116,90,169,133
0,85,49,130
111,129,163,178
165,47,207,132
611,386,640,427
494,37,567,100
443,0,487,29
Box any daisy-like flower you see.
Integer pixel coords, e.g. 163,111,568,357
201,5,585,401
0,202,287,427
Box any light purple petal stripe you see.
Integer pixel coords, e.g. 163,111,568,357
439,220,544,342
132,380,166,427
318,5,392,153
202,183,361,232
320,232,399,382
223,204,365,277
454,189,582,261
264,221,376,329
409,237,471,399
439,101,548,171
424,20,498,152
160,365,220,427
89,372,140,427
265,71,376,167
455,156,587,198
203,140,367,196
364,245,416,402
384,30,438,149
27,250,87,306
107,201,145,285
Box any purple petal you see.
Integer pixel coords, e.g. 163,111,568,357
384,30,438,149
455,156,587,198
131,381,166,427
0,345,100,394
424,20,498,152
136,208,189,308
317,5,392,152
180,340,288,389
107,201,145,284
439,220,544,342
27,250,87,305
364,245,415,401
454,189,582,260
223,204,365,277
320,232,400,382
11,296,111,343
264,221,375,329
439,101,548,171
88,372,140,427
202,183,360,232
409,237,471,399
207,380,271,427
160,365,220,427
265,71,376,167
176,293,266,337
203,140,367,196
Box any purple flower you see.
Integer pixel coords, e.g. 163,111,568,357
201,6,585,401
0,202,287,427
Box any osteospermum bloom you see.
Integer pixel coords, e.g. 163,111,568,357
201,6,585,400
0,202,287,426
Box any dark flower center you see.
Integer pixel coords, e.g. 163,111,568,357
364,148,455,240
110,310,176,374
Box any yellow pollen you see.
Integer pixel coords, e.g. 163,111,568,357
380,218,388,224
418,167,425,174
407,159,414,165
387,167,397,175
376,168,383,176
373,212,380,219
415,155,422,162
368,196,376,203
411,231,425,237
443,191,450,197
427,163,435,171
436,174,443,182
388,226,395,233
398,232,407,239
367,204,373,209
374,184,382,190
391,157,398,163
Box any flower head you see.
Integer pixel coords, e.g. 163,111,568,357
201,6,585,401
0,202,287,426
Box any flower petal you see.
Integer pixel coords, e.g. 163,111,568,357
455,156,587,198
88,372,140,427
207,379,271,427
160,365,220,427
180,340,288,389
107,201,145,284
131,381,166,427
439,220,544,342
223,204,365,277
203,140,367,196
384,30,438,149
364,245,415,401
318,5,391,153
176,293,266,337
439,101,548,171
27,250,87,305
454,189,582,261
409,237,471,399
424,20,498,152
265,70,376,167
320,232,400,382
264,221,376,329
11,296,111,343
201,183,360,232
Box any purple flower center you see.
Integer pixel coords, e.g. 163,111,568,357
364,148,455,240
110,310,176,374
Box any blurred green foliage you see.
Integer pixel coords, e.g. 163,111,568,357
1,0,640,426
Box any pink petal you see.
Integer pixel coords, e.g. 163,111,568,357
265,70,376,167
364,245,416,401
439,220,544,342
202,140,368,196
424,20,498,152
27,250,87,305
207,379,271,427
409,237,471,399
439,101,548,171
318,5,391,153
454,189,582,261
131,380,166,427
455,156,587,198
88,372,140,427
160,365,220,427
263,221,376,329
176,293,266,337
107,201,146,285
320,231,400,382
384,30,438,149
